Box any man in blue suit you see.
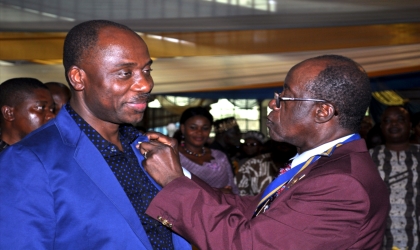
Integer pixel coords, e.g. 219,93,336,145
0,20,190,250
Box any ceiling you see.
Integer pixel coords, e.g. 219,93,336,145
0,0,420,96
1,0,420,32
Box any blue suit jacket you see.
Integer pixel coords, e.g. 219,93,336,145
0,108,190,250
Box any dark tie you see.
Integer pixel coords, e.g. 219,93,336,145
254,133,361,218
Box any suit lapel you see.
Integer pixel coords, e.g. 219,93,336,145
56,109,153,250
131,137,163,190
282,140,365,192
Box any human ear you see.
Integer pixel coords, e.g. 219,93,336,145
314,103,336,123
68,66,85,91
1,106,15,122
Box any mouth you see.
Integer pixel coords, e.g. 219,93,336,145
192,137,207,144
126,102,147,112
126,94,150,112
266,118,273,128
388,127,402,134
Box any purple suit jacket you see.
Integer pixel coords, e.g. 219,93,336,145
146,139,389,249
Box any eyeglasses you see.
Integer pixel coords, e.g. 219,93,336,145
243,142,259,147
274,92,327,109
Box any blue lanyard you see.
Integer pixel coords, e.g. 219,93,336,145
255,134,361,215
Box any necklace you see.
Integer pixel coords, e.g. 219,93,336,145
182,144,206,157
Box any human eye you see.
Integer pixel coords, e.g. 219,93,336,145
143,68,153,76
116,68,133,78
34,105,45,112
121,71,132,77
189,125,197,130
202,126,211,131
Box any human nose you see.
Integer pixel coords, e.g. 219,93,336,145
196,128,207,136
268,99,278,110
391,119,403,126
131,75,154,93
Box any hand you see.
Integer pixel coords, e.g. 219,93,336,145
144,131,179,152
137,132,183,187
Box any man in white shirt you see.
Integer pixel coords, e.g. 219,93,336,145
370,106,420,249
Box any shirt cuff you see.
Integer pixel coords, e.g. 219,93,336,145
182,167,191,179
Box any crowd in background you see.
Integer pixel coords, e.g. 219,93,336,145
0,19,419,250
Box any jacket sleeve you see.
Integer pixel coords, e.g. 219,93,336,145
146,173,370,250
0,145,55,249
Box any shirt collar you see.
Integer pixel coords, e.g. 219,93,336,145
65,104,139,144
290,134,355,168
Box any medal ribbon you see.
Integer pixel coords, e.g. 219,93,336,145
254,134,361,216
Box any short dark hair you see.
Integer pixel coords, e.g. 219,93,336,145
44,81,70,90
304,55,371,132
63,20,134,84
0,77,48,108
44,82,71,98
180,107,214,125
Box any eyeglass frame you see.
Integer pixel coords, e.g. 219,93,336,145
274,92,327,109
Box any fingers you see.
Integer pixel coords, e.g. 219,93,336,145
144,131,163,141
142,132,179,154
144,131,176,147
136,140,164,160
136,138,184,187
136,138,179,161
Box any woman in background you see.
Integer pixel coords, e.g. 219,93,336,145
177,107,238,194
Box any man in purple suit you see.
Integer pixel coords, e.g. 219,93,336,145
140,55,390,249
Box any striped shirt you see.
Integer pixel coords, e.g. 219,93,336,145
370,144,420,250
